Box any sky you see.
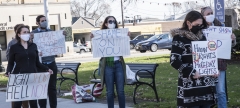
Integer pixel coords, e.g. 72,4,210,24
108,0,212,21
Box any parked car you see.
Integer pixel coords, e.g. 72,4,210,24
73,43,90,54
135,33,172,53
130,34,154,49
85,41,92,52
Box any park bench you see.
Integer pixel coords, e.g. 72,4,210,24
90,63,159,104
56,62,81,93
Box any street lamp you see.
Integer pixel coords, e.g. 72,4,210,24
0,44,5,72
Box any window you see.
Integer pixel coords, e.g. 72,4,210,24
82,21,83,24
0,31,7,50
22,15,24,21
160,34,169,39
65,13,67,19
21,0,24,4
9,16,11,22
50,25,55,31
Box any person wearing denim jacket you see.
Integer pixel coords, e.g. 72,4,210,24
201,7,237,108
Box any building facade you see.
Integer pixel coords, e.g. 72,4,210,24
0,0,72,61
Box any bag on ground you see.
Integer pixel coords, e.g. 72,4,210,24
93,83,103,97
72,84,96,103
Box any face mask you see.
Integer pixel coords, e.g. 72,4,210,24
108,23,115,29
190,25,201,34
20,34,30,41
40,21,48,28
205,15,215,23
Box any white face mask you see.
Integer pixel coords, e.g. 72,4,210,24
20,34,30,41
108,23,116,29
205,15,215,23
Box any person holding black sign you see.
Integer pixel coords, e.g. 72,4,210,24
201,6,236,108
6,25,53,108
91,16,130,108
170,11,219,108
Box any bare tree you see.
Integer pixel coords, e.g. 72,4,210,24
88,3,111,26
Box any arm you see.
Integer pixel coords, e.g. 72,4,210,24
170,36,196,78
6,40,15,60
6,46,15,74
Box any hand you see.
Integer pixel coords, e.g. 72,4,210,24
128,32,131,36
48,69,53,74
212,70,220,78
231,33,236,40
63,31,67,36
4,72,10,77
193,71,201,79
39,52,43,56
90,34,94,38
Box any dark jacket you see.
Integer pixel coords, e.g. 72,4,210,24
7,42,49,74
6,39,18,60
170,29,216,107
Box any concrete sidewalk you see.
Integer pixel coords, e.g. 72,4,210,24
0,91,133,108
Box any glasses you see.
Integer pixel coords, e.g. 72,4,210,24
108,20,115,24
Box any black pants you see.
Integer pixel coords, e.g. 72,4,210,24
14,100,37,108
38,61,57,108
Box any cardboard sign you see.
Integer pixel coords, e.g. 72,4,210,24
203,26,232,59
91,28,130,58
192,41,218,76
6,73,50,102
33,30,66,57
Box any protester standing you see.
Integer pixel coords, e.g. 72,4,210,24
170,11,218,108
201,6,237,108
31,15,66,108
91,16,129,108
6,24,29,108
5,25,53,108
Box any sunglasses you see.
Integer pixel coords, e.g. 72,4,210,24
108,20,115,24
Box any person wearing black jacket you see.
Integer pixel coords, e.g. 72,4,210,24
6,25,53,108
170,11,219,108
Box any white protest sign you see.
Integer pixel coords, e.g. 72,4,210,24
33,30,66,57
91,28,130,58
203,26,232,59
192,41,218,76
6,72,50,102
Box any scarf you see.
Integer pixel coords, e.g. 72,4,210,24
170,28,204,41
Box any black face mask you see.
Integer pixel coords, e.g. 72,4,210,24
190,26,201,34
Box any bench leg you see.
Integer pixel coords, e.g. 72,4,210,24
133,84,141,105
58,79,65,94
153,85,159,102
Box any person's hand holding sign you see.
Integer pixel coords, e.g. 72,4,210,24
48,69,53,74
193,71,201,79
231,33,236,40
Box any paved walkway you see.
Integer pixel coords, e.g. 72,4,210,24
0,91,133,108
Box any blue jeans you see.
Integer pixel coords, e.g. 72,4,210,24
189,104,211,108
104,61,125,108
216,71,227,108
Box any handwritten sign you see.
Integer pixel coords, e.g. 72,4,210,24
91,28,130,58
203,26,232,59
192,41,218,76
6,73,50,102
33,30,66,57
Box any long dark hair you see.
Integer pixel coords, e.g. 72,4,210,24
181,11,208,31
101,16,119,30
15,25,30,42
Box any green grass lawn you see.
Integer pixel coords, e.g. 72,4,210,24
0,55,240,108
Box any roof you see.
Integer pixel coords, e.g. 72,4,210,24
72,16,95,27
